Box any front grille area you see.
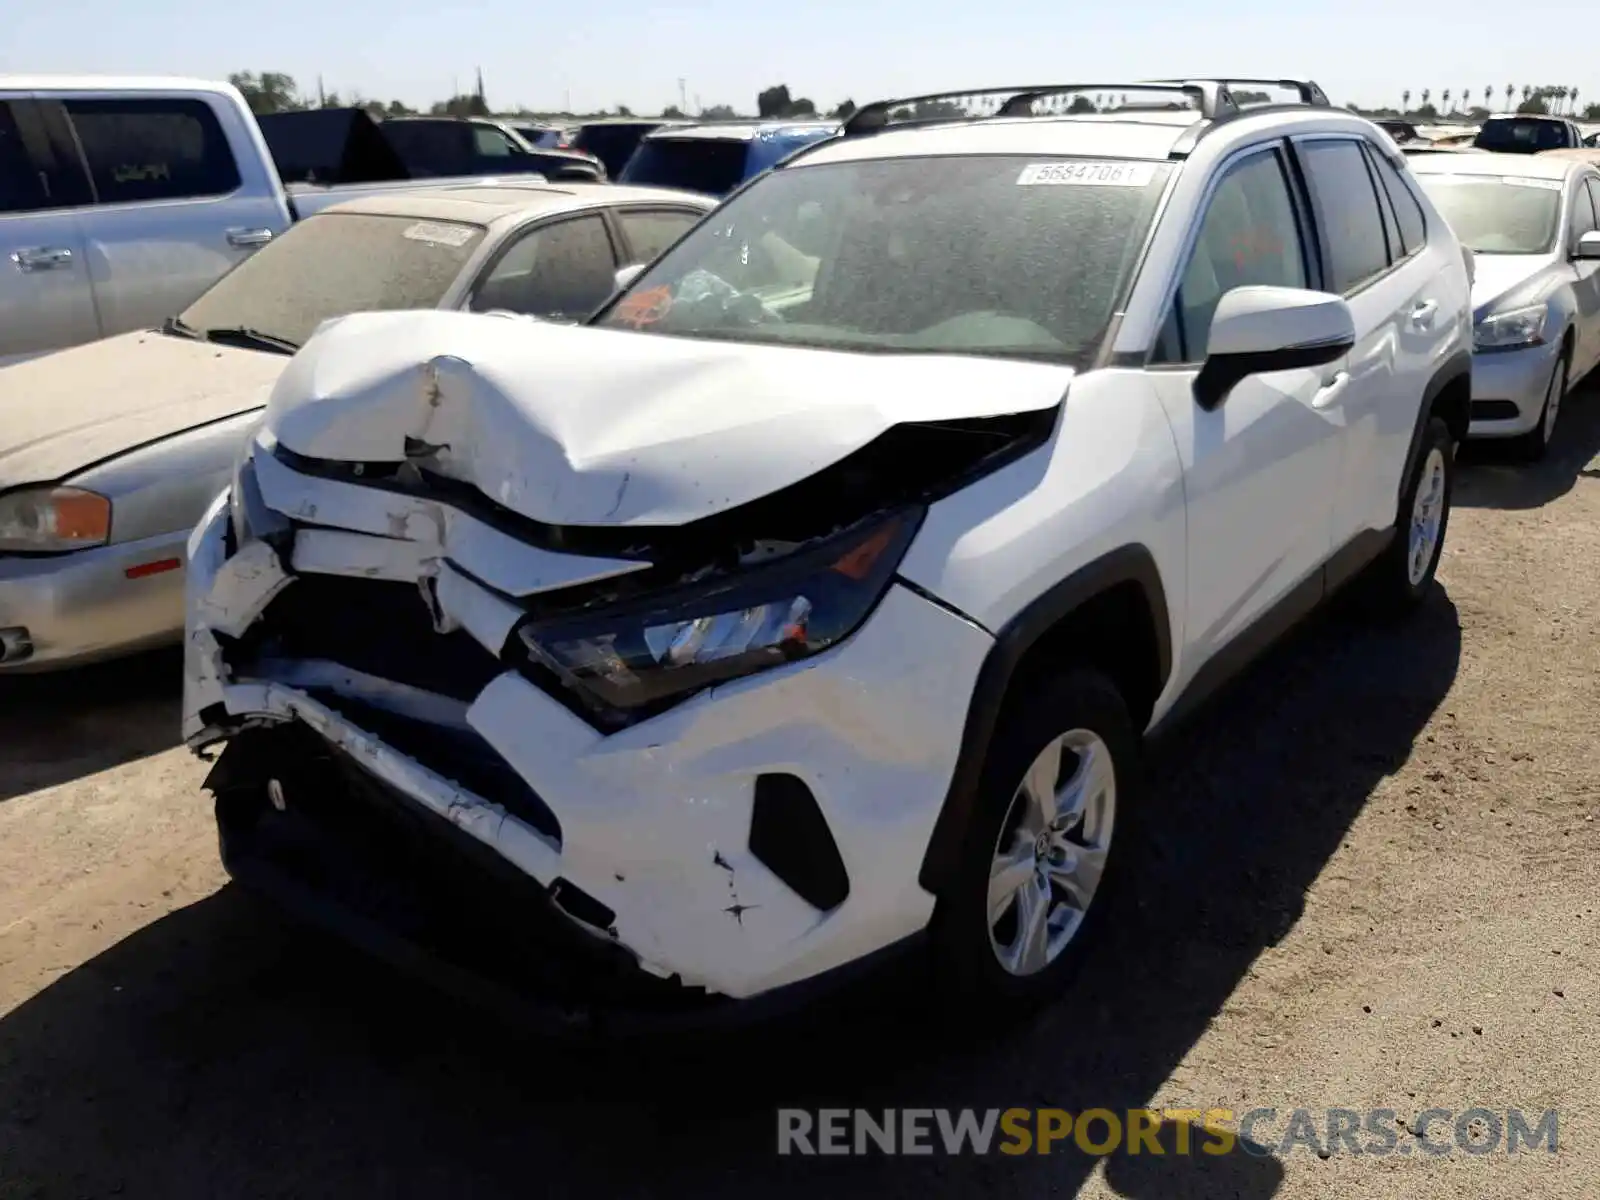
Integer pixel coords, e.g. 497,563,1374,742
233,574,507,703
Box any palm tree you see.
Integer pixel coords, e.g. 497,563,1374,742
1572,87,1581,116
1505,83,1515,110
1522,84,1532,106
1442,88,1452,114
1462,87,1470,114
1421,88,1431,111
1402,88,1411,114
1484,85,1493,111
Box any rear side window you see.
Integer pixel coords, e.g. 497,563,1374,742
0,102,51,213
63,98,240,203
1298,139,1391,293
617,209,702,262
619,138,750,196
1367,149,1427,256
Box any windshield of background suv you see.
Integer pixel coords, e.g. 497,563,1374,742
619,137,751,195
177,212,485,349
1473,117,1568,153
592,155,1173,365
1413,174,1562,254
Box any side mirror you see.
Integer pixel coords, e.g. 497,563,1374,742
1195,286,1356,411
1574,230,1600,261
614,263,646,292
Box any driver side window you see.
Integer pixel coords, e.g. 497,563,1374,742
1153,148,1310,363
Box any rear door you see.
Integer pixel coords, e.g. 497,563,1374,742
50,91,283,339
1291,135,1421,547
0,95,98,361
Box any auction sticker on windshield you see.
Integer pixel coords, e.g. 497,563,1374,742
402,221,477,247
1017,161,1157,187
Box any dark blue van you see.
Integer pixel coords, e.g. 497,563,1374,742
617,121,838,196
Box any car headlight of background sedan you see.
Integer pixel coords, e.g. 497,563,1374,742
0,486,112,553
1474,304,1548,352
518,507,924,717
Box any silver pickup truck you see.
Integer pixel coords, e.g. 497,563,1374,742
0,75,546,364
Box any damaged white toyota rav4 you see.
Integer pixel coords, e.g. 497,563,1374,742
183,79,1472,1031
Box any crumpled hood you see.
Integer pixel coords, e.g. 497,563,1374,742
0,331,285,489
1470,253,1553,314
264,309,1075,527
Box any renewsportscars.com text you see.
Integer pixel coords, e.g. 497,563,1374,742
776,1107,1560,1158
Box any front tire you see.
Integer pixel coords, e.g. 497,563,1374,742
1355,414,1454,618
931,669,1139,1019
1510,351,1568,463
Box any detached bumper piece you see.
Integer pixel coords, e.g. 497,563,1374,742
207,725,731,1036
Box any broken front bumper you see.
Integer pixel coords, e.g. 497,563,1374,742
184,488,993,1007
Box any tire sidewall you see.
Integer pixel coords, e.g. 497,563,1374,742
1394,416,1455,604
931,669,1140,1015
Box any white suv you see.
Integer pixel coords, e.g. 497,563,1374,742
182,79,1472,1027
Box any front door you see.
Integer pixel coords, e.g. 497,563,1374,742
1146,143,1347,681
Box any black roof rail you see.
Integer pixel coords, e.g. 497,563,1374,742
1149,77,1331,107
841,82,1236,137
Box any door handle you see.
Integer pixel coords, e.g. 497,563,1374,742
1311,370,1351,410
10,246,74,272
226,227,275,249
1409,299,1438,329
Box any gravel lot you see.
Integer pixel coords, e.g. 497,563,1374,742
2,391,1598,1199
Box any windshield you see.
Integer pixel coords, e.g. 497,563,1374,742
177,212,485,349
1414,174,1562,254
1473,118,1568,153
592,155,1172,366
619,137,751,195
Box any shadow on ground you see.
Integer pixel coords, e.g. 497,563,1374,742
0,645,183,804
1456,376,1600,510
0,591,1462,1199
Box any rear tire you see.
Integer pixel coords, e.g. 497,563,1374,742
1354,415,1453,619
930,668,1139,1021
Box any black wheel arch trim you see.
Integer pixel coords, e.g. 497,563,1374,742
916,543,1172,894
1400,349,1471,509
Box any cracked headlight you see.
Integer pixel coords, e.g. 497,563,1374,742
518,507,923,715
0,486,112,552
1474,303,1547,351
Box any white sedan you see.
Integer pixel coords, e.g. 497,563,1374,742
1409,151,1600,458
0,182,714,671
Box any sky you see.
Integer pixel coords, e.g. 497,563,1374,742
5,0,1597,117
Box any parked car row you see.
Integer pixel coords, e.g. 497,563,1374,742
0,77,836,365
6,74,1599,1036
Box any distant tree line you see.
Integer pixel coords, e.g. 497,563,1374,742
228,73,1600,129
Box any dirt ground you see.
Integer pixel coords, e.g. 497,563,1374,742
2,392,1598,1200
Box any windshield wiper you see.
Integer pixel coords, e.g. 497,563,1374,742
162,314,204,340
200,326,300,355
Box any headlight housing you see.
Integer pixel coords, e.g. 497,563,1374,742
517,507,923,721
1474,303,1547,352
0,486,112,553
